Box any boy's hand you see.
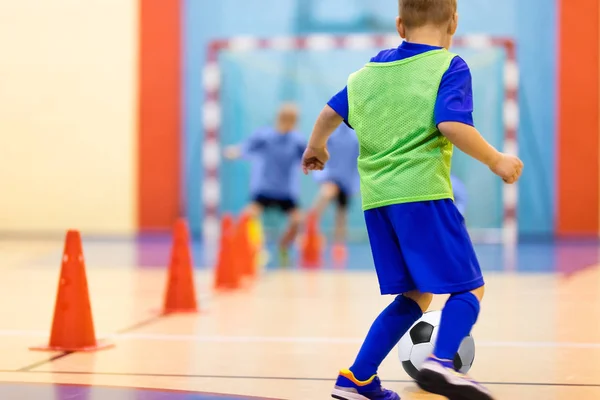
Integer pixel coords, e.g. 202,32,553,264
223,146,241,160
302,146,329,174
489,153,523,184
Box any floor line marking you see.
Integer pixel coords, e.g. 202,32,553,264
3,370,599,388
13,314,164,371
2,330,600,349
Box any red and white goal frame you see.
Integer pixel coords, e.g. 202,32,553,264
202,34,519,245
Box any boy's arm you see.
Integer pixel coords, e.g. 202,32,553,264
308,105,343,148
439,122,522,183
302,85,349,173
223,131,264,160
327,86,352,128
436,58,501,165
436,57,523,183
302,105,343,174
438,122,500,167
223,145,243,159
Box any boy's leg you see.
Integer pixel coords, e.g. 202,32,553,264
332,207,426,400
417,286,493,400
247,193,279,218
244,201,264,219
433,286,484,362
332,207,348,264
278,202,302,265
333,291,431,400
332,185,349,263
333,186,349,244
389,200,493,400
312,182,339,216
333,206,347,244
348,290,431,380
280,205,302,249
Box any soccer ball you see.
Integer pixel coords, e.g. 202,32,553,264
397,310,475,380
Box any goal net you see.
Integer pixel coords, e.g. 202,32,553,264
202,34,519,245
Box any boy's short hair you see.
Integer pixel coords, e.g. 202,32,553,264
399,0,457,29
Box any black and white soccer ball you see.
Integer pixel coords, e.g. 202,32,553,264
398,310,475,380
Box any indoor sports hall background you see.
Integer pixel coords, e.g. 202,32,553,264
1,0,598,239
1,1,600,400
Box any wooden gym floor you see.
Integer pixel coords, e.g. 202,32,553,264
0,236,598,399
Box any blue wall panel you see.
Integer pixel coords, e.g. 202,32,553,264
183,0,556,238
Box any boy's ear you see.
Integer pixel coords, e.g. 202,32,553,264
448,12,458,35
396,16,406,39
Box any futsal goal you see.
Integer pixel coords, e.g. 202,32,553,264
201,33,519,245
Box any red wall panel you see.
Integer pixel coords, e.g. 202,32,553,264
138,0,182,230
557,0,599,236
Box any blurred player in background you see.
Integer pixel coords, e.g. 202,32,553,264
301,0,522,399
310,124,359,263
451,174,468,215
224,103,306,265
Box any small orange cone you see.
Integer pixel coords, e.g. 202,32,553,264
31,230,113,352
162,218,198,314
300,212,324,268
332,243,348,269
214,214,240,290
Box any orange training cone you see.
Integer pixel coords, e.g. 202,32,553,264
31,230,113,352
214,214,240,290
300,211,324,268
162,218,198,314
332,243,348,269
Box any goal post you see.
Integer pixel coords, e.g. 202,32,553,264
201,33,519,245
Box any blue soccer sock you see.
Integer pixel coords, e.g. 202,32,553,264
349,295,423,381
433,292,480,361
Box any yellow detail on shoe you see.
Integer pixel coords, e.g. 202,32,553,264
339,369,377,386
451,369,472,380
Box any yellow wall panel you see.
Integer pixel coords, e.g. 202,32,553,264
0,0,138,234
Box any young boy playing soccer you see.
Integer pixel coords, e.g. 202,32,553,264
310,123,360,263
224,103,306,265
302,1,523,399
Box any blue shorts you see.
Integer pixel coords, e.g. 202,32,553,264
364,199,484,295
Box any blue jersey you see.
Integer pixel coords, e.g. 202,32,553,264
313,124,359,194
241,127,306,200
328,41,474,128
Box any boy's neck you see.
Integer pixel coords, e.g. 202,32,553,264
404,27,450,49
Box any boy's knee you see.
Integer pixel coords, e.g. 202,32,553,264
403,290,433,312
469,285,485,302
289,209,303,225
245,203,262,218
321,182,339,199
447,289,482,321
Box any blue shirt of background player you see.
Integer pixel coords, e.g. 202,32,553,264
450,175,468,215
313,124,360,195
241,127,306,200
328,41,474,128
